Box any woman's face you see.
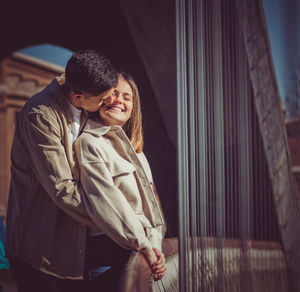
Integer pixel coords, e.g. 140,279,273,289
99,77,133,126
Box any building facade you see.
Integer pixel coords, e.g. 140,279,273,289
0,53,63,220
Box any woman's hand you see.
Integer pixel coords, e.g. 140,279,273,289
151,248,166,281
141,248,166,280
141,248,158,266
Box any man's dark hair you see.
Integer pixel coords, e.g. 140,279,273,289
65,49,118,96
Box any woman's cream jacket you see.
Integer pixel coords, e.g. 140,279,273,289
74,119,165,251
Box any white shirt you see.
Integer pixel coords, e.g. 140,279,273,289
67,101,82,143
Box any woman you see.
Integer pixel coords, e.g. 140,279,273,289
74,72,166,291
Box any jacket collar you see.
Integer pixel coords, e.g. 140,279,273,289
82,118,123,137
48,78,89,125
45,78,74,125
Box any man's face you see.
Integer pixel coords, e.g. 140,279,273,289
76,88,115,112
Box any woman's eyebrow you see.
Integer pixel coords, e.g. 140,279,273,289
123,92,133,97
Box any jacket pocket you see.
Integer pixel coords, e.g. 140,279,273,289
109,158,136,177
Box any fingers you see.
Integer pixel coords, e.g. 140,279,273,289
153,262,165,272
153,266,167,281
153,247,161,257
142,248,167,280
152,248,165,263
152,264,166,278
151,249,166,280
154,265,166,276
141,249,158,266
152,256,165,272
152,249,165,269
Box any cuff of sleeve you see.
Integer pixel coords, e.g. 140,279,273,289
138,239,152,252
140,247,152,254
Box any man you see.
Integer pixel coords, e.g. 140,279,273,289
5,49,119,291
6,49,165,292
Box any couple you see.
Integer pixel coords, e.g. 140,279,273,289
6,49,166,292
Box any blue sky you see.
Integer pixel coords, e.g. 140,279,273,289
17,44,73,69
262,0,300,117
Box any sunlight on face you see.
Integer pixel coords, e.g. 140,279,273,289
78,88,115,112
99,77,133,126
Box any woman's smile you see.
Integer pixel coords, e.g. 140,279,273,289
99,77,133,126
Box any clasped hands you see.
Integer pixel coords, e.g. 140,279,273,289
141,248,166,281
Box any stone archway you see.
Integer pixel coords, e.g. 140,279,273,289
0,1,178,235
0,49,66,219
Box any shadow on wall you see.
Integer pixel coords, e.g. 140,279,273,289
0,0,178,236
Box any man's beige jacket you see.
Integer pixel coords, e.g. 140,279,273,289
5,79,99,279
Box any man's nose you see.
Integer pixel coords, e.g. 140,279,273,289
103,94,115,105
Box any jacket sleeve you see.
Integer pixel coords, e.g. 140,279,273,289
74,137,153,251
16,111,97,228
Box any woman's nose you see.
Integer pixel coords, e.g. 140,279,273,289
112,95,122,104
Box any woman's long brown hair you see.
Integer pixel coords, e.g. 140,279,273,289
120,72,144,153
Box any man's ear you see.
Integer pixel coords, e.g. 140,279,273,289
71,92,83,100
70,92,84,107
